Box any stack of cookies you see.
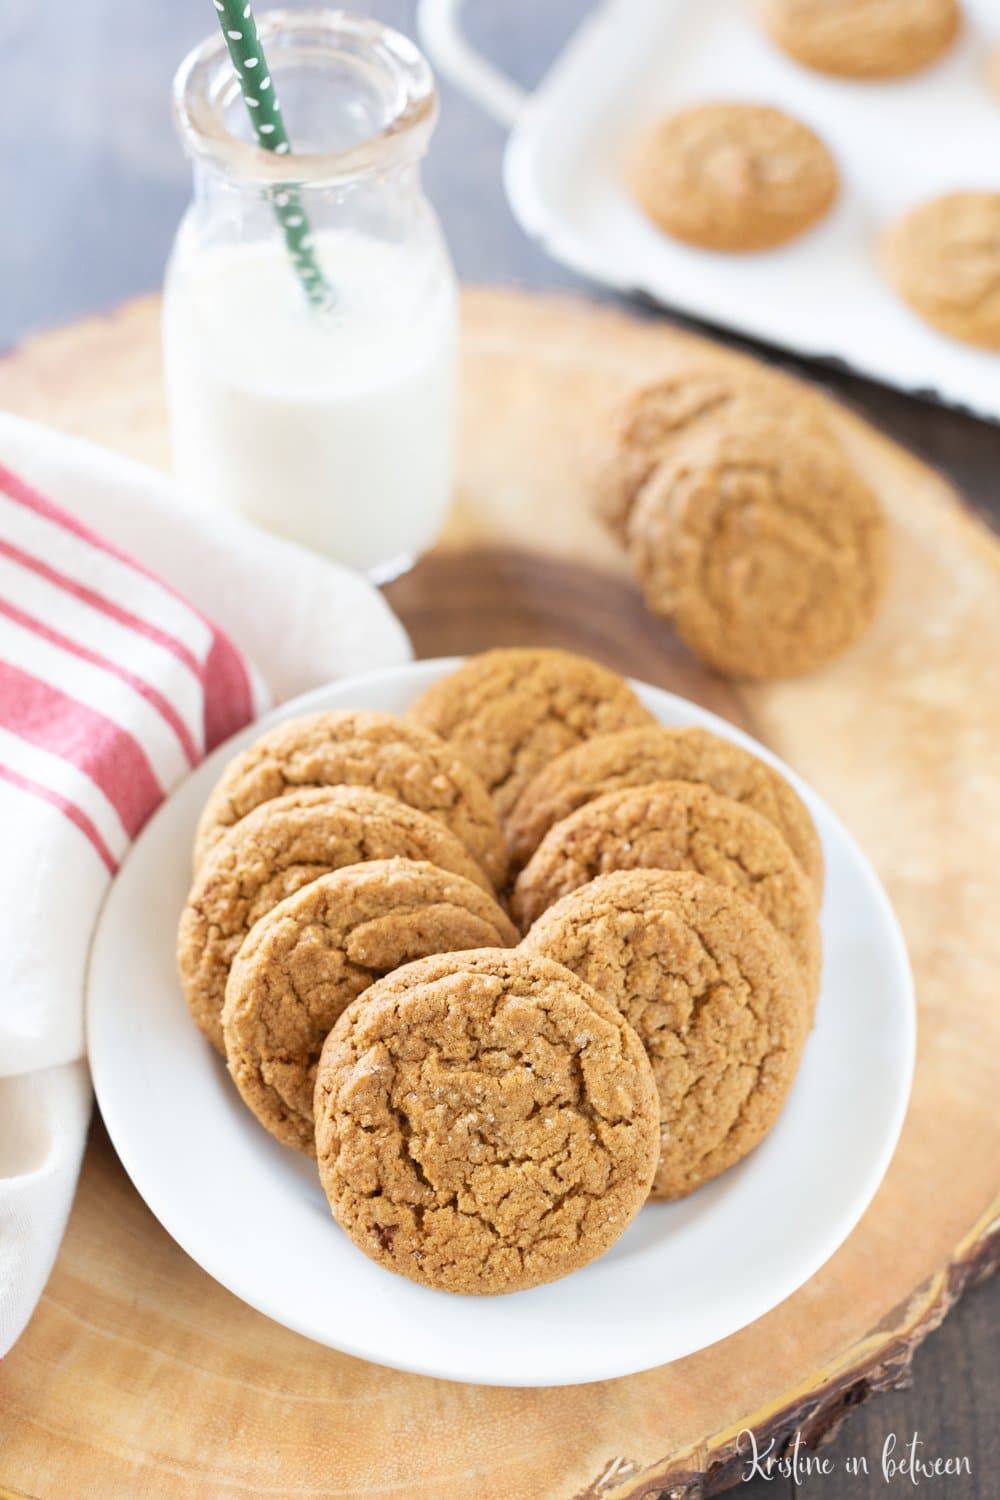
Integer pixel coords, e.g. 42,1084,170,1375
178,647,822,1296
179,709,516,1140
596,362,889,678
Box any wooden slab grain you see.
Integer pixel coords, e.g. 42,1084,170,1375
0,288,997,1500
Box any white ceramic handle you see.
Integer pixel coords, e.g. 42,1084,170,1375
417,0,526,129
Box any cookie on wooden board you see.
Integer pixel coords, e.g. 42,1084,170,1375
596,364,829,540
628,103,837,252
882,193,1000,350
193,708,507,889
178,785,493,1053
626,414,888,679
512,780,821,998
759,0,960,79
222,859,517,1153
521,870,811,1200
314,948,660,1294
506,724,823,894
407,648,655,824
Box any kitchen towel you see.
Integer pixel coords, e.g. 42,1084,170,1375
0,412,411,1355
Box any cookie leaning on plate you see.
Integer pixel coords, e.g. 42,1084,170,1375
521,870,811,1200
506,724,823,894
314,948,660,1294
408,648,655,824
512,780,821,998
626,412,888,679
223,859,517,1153
178,785,494,1053
192,708,507,889
628,102,838,252
759,0,960,79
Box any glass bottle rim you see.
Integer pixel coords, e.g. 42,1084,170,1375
173,8,438,186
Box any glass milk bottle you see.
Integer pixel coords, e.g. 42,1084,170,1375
164,11,458,581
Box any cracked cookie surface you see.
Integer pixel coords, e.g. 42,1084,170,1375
882,192,1000,350
759,0,959,79
512,780,821,997
314,948,660,1294
627,414,887,679
628,103,837,251
596,364,829,539
407,649,655,824
222,859,518,1153
179,786,493,1054
507,724,823,894
193,709,507,889
521,870,810,1199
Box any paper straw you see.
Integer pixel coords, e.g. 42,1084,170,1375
212,0,329,305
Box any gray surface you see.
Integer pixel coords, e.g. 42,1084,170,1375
1,0,580,342
4,3,998,1496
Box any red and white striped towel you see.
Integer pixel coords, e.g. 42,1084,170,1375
0,458,268,879
0,413,411,1355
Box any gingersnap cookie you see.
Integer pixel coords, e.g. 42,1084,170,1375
506,725,823,894
223,859,518,1153
407,649,655,824
512,780,820,992
193,709,507,889
988,44,1000,104
178,786,494,1054
626,413,888,679
521,870,811,1199
313,947,660,1293
759,0,960,79
628,103,838,252
882,193,1000,350
597,363,830,540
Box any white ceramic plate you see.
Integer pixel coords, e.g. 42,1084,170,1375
421,0,1000,420
87,659,914,1387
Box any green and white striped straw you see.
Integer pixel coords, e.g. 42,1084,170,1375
212,0,330,306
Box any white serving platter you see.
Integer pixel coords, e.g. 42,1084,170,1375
87,659,914,1387
420,0,1000,419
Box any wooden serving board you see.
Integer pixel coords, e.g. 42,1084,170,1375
0,289,997,1500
